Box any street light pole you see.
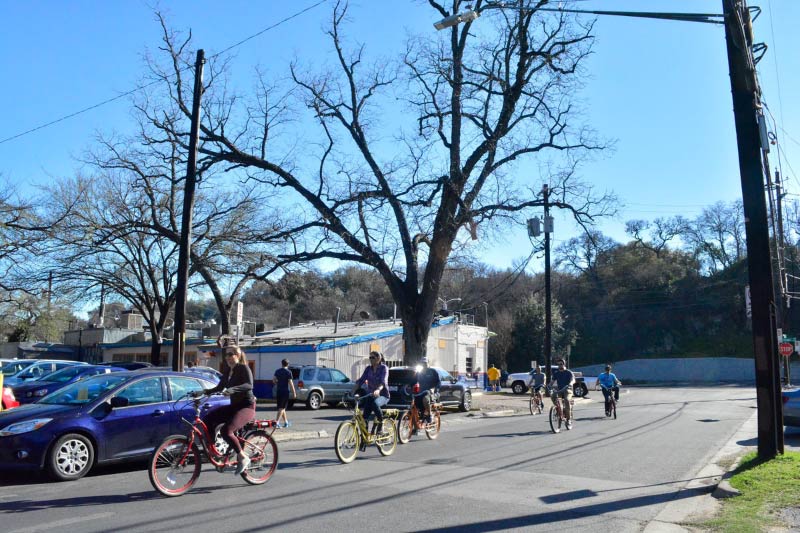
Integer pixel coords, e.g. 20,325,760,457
172,49,205,372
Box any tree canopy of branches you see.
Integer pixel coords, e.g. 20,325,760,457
145,1,614,362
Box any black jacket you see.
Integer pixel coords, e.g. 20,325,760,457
206,363,255,407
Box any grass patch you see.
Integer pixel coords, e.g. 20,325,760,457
702,451,800,532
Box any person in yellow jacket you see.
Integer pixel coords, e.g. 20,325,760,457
487,365,501,392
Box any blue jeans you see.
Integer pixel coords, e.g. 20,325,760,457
362,394,389,422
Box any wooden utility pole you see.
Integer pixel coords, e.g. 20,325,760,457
172,49,205,372
543,184,552,380
722,0,783,458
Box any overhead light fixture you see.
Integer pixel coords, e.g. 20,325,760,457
434,9,479,30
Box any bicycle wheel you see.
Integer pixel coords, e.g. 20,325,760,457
605,398,612,418
533,394,543,415
241,430,279,485
149,435,201,497
376,421,397,456
548,406,561,434
529,396,536,415
334,421,360,464
424,410,441,440
397,411,413,444
612,400,617,420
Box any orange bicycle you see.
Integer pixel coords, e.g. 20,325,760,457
148,391,279,496
397,388,441,443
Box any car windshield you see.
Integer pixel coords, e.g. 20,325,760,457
39,365,90,384
39,374,133,405
2,360,35,376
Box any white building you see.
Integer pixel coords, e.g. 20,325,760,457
199,316,488,398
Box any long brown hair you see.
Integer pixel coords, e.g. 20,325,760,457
225,346,248,365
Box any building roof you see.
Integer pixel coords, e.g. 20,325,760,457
198,316,456,354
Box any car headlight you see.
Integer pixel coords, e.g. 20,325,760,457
0,418,54,436
34,389,49,397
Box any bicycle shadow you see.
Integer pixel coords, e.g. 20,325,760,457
280,458,340,469
463,430,551,438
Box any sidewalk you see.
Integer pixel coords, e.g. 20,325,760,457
644,412,800,532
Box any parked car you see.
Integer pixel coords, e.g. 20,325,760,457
0,358,20,369
0,369,227,481
506,366,589,397
783,387,800,427
2,360,87,388
11,365,125,405
100,361,153,370
137,366,222,385
386,366,472,412
292,365,353,410
2,386,19,410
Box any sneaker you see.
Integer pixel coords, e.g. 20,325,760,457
425,415,433,424
284,421,292,428
235,453,251,475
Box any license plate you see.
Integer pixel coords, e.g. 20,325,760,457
388,386,397,392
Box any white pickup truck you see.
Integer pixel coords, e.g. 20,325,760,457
506,366,591,398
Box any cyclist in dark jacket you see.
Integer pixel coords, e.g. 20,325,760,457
204,345,255,475
415,357,441,423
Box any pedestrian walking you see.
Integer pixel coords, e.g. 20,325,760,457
487,364,501,392
273,359,296,428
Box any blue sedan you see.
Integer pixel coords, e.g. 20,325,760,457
12,365,126,404
0,370,227,481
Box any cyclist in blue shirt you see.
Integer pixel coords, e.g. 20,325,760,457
595,364,622,404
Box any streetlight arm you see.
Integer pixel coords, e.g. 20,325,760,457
436,3,724,30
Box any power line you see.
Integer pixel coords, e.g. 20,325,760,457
0,0,327,147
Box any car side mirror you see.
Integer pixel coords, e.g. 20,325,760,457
342,377,350,383
110,396,129,409
450,378,457,384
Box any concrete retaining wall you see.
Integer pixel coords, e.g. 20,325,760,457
574,357,800,384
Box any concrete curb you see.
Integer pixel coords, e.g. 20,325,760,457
272,429,330,442
480,409,516,417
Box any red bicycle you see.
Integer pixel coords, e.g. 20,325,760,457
148,392,279,497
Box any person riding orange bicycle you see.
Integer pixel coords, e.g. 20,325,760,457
414,357,441,423
203,344,255,475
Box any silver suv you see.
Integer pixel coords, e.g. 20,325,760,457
291,365,353,410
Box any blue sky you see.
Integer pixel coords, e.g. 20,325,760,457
1,0,798,274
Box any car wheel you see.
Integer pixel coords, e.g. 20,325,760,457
47,433,94,481
459,391,472,412
511,381,527,395
573,383,588,398
306,391,322,410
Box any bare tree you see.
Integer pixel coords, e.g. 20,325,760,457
39,174,182,364
683,200,745,273
144,1,614,362
85,134,289,335
625,216,687,258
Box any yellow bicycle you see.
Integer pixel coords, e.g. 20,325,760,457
335,394,399,464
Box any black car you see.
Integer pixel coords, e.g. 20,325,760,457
387,366,472,412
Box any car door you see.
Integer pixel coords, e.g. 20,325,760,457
99,376,173,460
316,368,332,401
437,369,457,403
329,369,350,401
166,376,226,435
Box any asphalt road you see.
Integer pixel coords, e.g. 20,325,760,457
0,386,767,532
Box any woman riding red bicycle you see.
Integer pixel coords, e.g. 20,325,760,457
203,343,255,475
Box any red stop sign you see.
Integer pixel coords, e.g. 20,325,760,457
779,342,794,357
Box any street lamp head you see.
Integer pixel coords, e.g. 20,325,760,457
434,9,479,30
